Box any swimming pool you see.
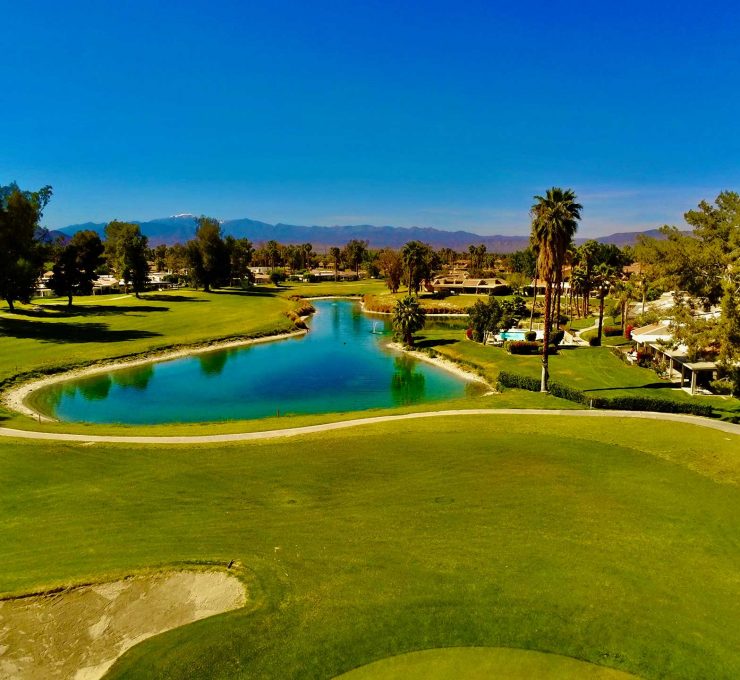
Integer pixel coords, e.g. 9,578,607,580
497,329,543,341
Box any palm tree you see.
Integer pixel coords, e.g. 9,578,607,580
392,295,426,346
593,262,617,345
329,247,341,281
402,241,426,295
530,188,582,392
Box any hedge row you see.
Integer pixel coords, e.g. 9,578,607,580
497,370,714,417
603,325,623,337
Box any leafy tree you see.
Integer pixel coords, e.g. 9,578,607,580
225,236,253,282
104,221,150,297
377,248,403,293
468,295,504,342
509,247,537,278
343,239,368,277
165,243,189,276
186,217,230,291
269,269,286,286
638,191,740,364
392,295,426,346
530,187,582,392
0,183,52,311
49,230,105,306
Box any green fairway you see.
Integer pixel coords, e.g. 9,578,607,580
336,647,637,679
0,288,296,390
1,415,738,679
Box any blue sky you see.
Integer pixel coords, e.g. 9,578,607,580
3,0,739,235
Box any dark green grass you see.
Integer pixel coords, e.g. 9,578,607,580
1,416,738,679
415,329,740,420
0,288,295,387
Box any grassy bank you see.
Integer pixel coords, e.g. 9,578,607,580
0,288,297,389
0,415,737,678
415,327,740,420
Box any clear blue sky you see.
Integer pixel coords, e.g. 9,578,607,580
3,0,739,235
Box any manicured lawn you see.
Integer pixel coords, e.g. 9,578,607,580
416,327,740,420
337,647,637,679
0,288,297,389
0,416,738,679
364,292,517,314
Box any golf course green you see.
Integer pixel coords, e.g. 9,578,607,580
1,415,738,679
0,286,738,679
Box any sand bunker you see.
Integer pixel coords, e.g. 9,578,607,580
0,570,246,679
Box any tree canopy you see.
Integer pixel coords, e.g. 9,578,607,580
0,183,53,310
49,230,105,305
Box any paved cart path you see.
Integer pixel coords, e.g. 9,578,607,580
0,409,738,444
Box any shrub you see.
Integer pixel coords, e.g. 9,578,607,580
604,325,622,337
496,370,714,417
506,340,541,355
524,330,536,341
550,330,565,346
497,371,540,391
625,324,634,339
588,336,601,346
710,379,733,395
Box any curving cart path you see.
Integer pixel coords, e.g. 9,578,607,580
0,409,738,444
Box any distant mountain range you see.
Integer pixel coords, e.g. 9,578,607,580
58,214,668,252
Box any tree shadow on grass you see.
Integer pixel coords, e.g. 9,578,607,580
583,382,680,393
143,294,208,303
0,318,162,344
15,305,170,318
414,337,459,349
209,288,282,298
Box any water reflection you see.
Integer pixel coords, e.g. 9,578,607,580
198,350,230,376
77,375,113,401
112,364,154,390
390,355,426,405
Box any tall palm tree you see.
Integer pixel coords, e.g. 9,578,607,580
530,188,582,392
329,247,341,281
594,262,617,345
402,241,426,295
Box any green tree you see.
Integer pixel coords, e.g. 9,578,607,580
0,183,52,311
49,230,105,306
265,240,281,270
186,217,230,292
530,187,582,392
225,236,254,282
377,248,403,293
104,221,150,297
593,262,618,345
401,241,436,294
638,191,740,364
392,295,426,346
468,295,504,343
343,239,368,278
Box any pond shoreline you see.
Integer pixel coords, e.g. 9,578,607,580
387,341,493,392
4,298,486,425
3,329,308,422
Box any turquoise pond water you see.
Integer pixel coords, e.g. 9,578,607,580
35,300,483,424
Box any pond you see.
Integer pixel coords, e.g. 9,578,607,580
34,300,483,424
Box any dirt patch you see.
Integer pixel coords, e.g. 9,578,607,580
0,570,246,679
